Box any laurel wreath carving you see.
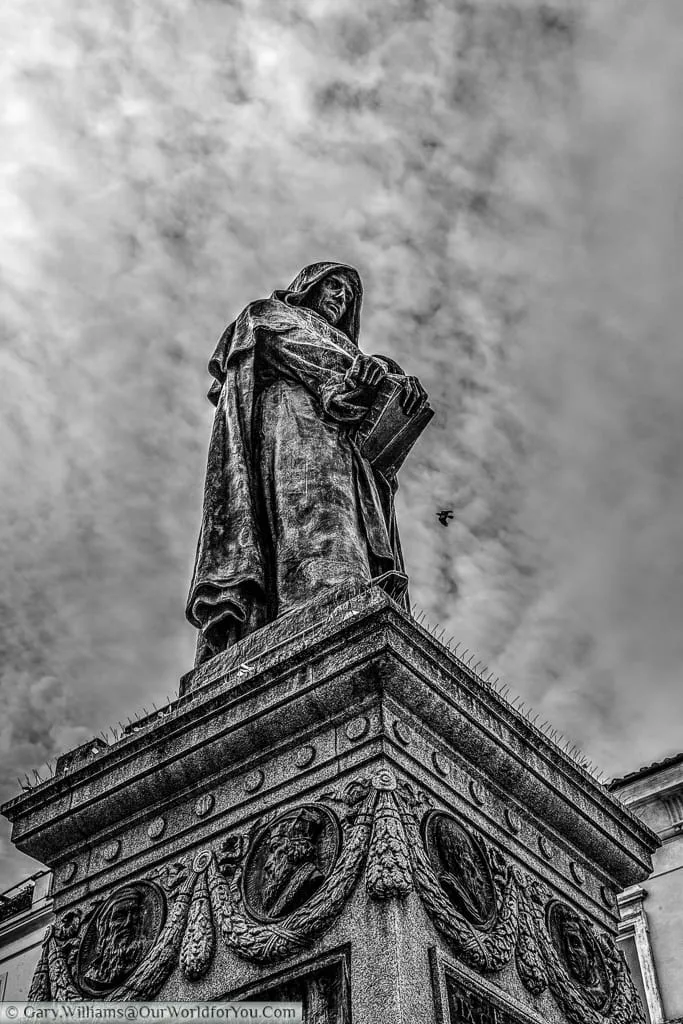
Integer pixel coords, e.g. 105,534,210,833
180,872,215,980
207,789,374,963
33,774,645,1024
365,789,413,899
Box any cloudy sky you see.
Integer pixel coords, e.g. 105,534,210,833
2,0,683,887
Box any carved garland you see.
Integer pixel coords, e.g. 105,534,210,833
32,772,644,1024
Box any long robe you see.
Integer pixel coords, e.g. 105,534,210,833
186,262,407,657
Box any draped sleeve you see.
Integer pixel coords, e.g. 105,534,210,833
256,328,374,423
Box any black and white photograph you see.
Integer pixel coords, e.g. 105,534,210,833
1,0,682,1020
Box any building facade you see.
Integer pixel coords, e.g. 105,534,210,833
0,871,52,1000
611,753,683,1024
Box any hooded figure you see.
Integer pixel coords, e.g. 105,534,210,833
186,262,426,663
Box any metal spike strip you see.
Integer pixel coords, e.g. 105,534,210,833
411,611,605,785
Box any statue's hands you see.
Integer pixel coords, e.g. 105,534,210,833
346,354,387,390
399,376,428,415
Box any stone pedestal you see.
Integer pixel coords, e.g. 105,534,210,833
1,586,658,1022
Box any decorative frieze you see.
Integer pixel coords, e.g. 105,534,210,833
29,777,645,1023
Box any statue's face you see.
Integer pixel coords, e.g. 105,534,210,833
306,273,354,326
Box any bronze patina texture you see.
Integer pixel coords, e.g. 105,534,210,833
186,263,431,663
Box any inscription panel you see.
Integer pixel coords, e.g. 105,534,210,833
229,953,349,1024
446,975,529,1024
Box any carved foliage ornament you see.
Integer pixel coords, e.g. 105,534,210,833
30,774,645,1024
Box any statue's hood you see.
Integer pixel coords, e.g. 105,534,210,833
207,262,363,400
272,261,363,346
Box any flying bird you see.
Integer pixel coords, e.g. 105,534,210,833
437,510,454,526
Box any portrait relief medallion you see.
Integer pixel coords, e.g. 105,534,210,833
422,810,496,930
547,902,610,1010
76,881,166,996
242,804,341,921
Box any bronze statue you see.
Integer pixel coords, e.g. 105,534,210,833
187,262,430,663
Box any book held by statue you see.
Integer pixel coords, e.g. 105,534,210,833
355,374,434,477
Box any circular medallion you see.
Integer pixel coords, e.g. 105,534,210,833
192,851,212,873
600,885,616,909
195,793,215,818
62,861,78,883
371,768,397,791
294,745,316,769
547,902,610,1010
570,861,586,886
392,720,412,746
345,716,369,742
102,841,121,863
147,817,166,842
76,881,166,996
242,804,340,922
432,752,450,777
504,809,521,834
538,835,553,861
468,780,485,806
244,770,265,794
422,811,496,930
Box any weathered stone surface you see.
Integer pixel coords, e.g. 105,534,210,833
2,587,658,1021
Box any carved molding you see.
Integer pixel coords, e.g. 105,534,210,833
31,774,646,1023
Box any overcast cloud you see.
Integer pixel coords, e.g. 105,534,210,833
1,0,682,886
